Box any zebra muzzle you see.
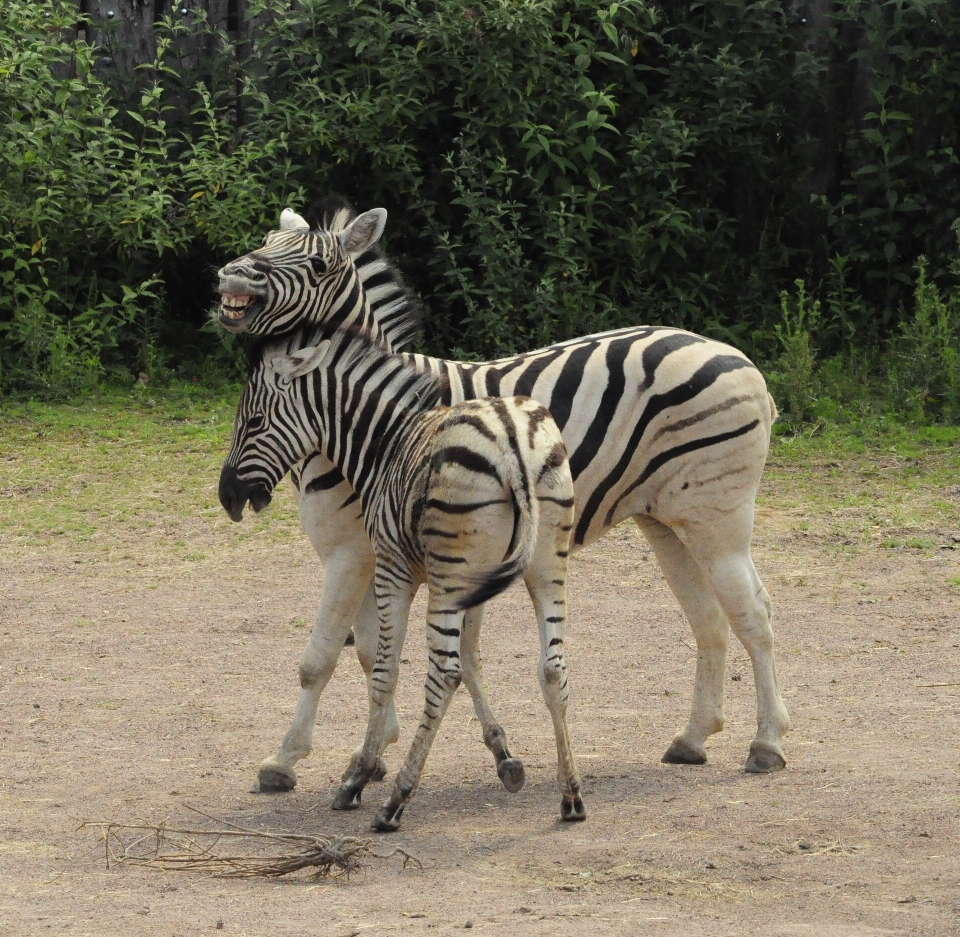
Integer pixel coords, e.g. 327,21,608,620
218,465,273,522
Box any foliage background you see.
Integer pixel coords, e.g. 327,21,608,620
1,0,959,421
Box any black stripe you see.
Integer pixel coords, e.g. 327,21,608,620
427,551,468,564
567,336,635,481
544,341,601,432
639,332,706,391
428,623,461,636
441,412,497,440
512,349,567,398
304,466,345,493
434,445,502,483
425,497,507,514
339,490,360,509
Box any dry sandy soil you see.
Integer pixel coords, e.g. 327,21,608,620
2,485,959,936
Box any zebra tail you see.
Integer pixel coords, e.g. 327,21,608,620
768,392,779,424
454,457,539,611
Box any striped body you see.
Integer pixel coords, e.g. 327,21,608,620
220,329,583,828
216,201,790,801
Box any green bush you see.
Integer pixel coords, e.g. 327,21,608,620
887,253,960,422
2,0,960,421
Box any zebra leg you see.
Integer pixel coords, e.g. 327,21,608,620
371,595,464,832
332,574,415,811
345,581,402,783
525,567,584,822
257,544,375,793
677,507,790,773
459,604,525,793
635,515,730,767
525,494,584,822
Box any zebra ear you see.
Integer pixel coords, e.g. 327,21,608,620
279,208,310,231
270,341,331,385
339,208,387,256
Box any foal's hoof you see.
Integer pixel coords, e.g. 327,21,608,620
497,757,526,793
371,756,389,782
371,803,404,832
341,755,388,783
561,795,586,822
745,745,786,774
257,762,297,792
661,737,707,765
331,784,363,811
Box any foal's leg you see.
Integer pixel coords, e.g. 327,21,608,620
372,589,465,831
460,604,526,793
635,515,731,767
332,571,416,811
346,581,402,782
526,491,584,822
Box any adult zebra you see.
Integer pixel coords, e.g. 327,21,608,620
217,198,789,795
219,327,583,829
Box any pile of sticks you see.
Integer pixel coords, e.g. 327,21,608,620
80,807,420,881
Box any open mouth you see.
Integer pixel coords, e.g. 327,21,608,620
218,292,265,330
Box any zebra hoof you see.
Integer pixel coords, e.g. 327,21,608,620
745,744,786,774
561,795,586,822
257,762,297,792
497,758,526,793
661,737,707,765
331,783,363,811
371,803,404,832
344,630,356,647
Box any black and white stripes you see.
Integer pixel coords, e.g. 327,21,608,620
220,328,583,829
216,201,790,799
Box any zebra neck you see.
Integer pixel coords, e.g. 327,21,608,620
311,271,388,347
314,353,440,508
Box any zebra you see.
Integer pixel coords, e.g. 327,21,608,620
219,326,584,830
216,198,790,796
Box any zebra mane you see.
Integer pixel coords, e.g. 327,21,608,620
301,194,424,352
302,195,356,233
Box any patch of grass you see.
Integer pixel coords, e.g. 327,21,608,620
761,419,960,539
0,383,302,558
5,393,958,563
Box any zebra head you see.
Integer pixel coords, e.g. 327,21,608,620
218,338,332,522
216,206,388,335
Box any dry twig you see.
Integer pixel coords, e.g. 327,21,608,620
79,809,421,881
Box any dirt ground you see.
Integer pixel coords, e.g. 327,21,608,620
2,487,959,936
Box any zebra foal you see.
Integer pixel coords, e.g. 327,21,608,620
219,327,584,830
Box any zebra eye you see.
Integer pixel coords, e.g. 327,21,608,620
310,255,327,275
246,413,265,433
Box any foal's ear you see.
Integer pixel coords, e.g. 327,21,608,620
279,207,310,231
339,208,387,256
269,341,331,385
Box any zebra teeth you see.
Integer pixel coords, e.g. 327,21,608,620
219,293,253,320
